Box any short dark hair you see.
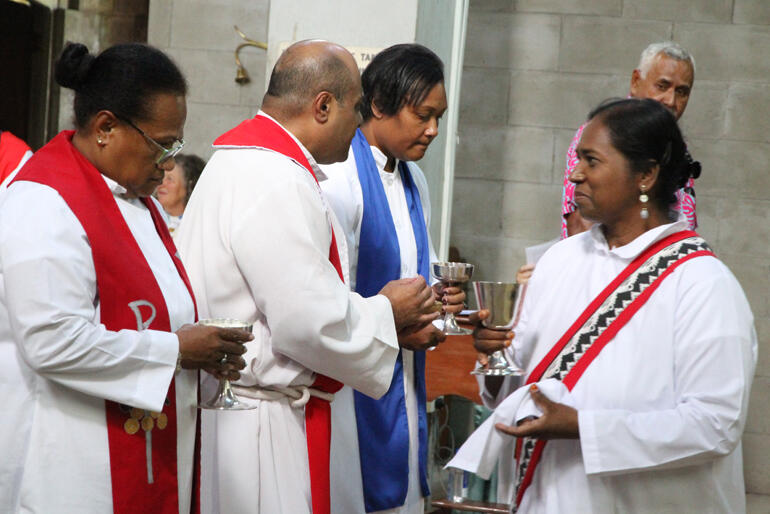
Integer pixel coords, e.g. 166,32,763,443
55,42,188,128
266,50,352,106
174,153,205,205
588,98,695,210
360,44,444,121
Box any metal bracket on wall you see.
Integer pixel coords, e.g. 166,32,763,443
233,25,267,85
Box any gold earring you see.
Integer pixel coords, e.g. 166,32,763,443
640,185,649,220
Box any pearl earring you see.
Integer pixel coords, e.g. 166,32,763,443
640,185,649,220
97,137,104,146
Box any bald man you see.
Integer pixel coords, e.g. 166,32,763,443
176,41,438,514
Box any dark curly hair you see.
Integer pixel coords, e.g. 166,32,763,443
587,98,699,211
55,42,187,128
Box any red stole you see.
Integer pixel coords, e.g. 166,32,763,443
11,131,200,514
0,131,31,184
214,115,344,514
514,230,714,508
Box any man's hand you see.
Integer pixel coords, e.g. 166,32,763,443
176,324,251,381
432,283,465,315
494,384,579,440
468,309,513,366
379,277,439,331
398,322,446,351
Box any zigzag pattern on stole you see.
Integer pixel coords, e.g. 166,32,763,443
510,236,711,512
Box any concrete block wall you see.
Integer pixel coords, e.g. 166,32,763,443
56,1,150,131
75,0,149,48
453,1,770,509
147,0,269,160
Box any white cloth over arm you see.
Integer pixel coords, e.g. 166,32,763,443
454,221,756,513
449,378,574,477
176,142,399,514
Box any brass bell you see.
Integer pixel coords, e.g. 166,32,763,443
235,65,250,85
232,25,267,86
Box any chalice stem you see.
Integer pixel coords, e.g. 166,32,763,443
443,310,461,332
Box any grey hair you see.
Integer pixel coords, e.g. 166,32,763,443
637,41,696,78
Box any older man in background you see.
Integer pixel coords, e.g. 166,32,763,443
176,40,438,514
560,41,700,239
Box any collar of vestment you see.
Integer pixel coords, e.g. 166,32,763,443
213,110,328,181
102,172,128,195
368,143,402,182
589,219,689,259
10,130,199,514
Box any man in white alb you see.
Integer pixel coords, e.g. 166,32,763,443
175,40,439,514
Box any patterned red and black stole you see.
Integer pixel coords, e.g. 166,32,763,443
512,230,713,511
12,131,200,514
214,115,344,514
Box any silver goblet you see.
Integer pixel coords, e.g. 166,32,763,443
431,262,474,335
471,281,525,376
198,318,256,410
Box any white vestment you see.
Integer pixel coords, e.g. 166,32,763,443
320,146,438,514
175,115,400,514
0,178,196,514
473,221,756,513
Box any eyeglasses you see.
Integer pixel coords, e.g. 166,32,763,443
116,114,185,165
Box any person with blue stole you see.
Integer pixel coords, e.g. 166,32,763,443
320,44,465,514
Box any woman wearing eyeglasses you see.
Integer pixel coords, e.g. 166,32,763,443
0,43,252,514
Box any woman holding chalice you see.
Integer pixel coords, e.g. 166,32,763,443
0,42,251,512
462,98,756,513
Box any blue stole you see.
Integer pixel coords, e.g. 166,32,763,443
351,129,431,512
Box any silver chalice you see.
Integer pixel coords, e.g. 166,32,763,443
471,281,525,376
431,262,474,335
198,318,256,410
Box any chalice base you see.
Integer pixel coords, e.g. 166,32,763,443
470,364,524,376
199,379,256,410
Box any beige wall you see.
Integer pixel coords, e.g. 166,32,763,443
56,0,150,132
148,0,269,160
452,0,770,509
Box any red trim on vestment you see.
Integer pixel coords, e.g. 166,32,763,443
526,230,698,386
215,115,344,514
190,377,202,514
515,230,709,508
143,197,199,317
144,197,202,512
515,439,547,507
12,131,198,513
562,249,714,390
